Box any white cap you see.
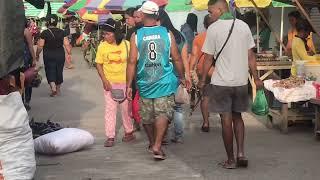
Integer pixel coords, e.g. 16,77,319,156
139,1,159,15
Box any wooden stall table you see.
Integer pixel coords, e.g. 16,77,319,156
249,60,292,100
263,79,316,134
309,98,320,139
267,102,315,134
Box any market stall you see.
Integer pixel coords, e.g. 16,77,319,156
264,77,318,134
310,98,320,138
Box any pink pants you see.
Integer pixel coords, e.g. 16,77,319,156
104,90,133,138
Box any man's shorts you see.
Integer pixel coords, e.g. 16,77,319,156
139,95,175,125
205,85,249,113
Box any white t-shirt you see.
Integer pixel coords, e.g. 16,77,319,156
202,19,255,87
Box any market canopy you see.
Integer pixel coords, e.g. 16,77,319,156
191,0,296,10
24,2,64,17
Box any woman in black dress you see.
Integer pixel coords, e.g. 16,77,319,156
36,15,71,97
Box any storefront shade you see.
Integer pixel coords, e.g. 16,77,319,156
192,0,273,10
24,2,65,17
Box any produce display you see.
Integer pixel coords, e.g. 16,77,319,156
256,53,275,61
272,77,305,89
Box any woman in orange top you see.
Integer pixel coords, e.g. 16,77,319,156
189,14,214,132
286,11,316,55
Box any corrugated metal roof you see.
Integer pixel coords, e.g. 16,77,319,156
24,2,64,17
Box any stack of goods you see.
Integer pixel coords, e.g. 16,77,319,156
256,52,275,61
29,119,64,139
272,77,305,89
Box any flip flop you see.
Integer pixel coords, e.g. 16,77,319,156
236,157,248,168
201,125,210,132
147,145,153,153
50,91,57,97
218,160,237,169
153,150,166,161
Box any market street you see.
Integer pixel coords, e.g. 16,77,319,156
31,48,320,180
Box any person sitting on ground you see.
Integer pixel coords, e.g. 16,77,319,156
126,1,187,160
189,14,214,132
291,19,320,76
95,18,135,147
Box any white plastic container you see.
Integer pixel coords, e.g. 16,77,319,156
305,64,320,81
295,60,306,78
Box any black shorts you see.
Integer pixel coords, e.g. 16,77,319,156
205,85,249,113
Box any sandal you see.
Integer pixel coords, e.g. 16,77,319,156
218,160,237,169
122,132,136,142
147,145,153,153
201,125,210,132
236,157,248,168
153,150,166,161
50,91,57,97
104,138,115,147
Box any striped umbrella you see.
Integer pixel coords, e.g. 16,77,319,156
105,0,145,10
86,0,111,10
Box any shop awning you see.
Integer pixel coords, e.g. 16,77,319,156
191,0,296,10
24,2,64,17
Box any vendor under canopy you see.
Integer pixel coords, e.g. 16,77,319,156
291,19,320,76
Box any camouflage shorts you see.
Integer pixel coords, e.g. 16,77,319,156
139,95,175,125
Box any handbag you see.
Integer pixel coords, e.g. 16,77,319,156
110,41,129,103
111,84,126,103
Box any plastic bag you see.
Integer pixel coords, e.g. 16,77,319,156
175,85,190,104
251,90,269,116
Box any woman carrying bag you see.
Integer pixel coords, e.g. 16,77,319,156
95,19,135,147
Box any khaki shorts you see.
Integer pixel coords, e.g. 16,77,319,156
139,95,175,125
205,85,249,113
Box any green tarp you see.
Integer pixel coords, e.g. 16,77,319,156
166,0,192,12
271,0,295,7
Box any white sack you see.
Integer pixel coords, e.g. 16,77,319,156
0,92,36,180
34,128,94,155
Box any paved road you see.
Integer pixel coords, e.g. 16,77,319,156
31,48,320,180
